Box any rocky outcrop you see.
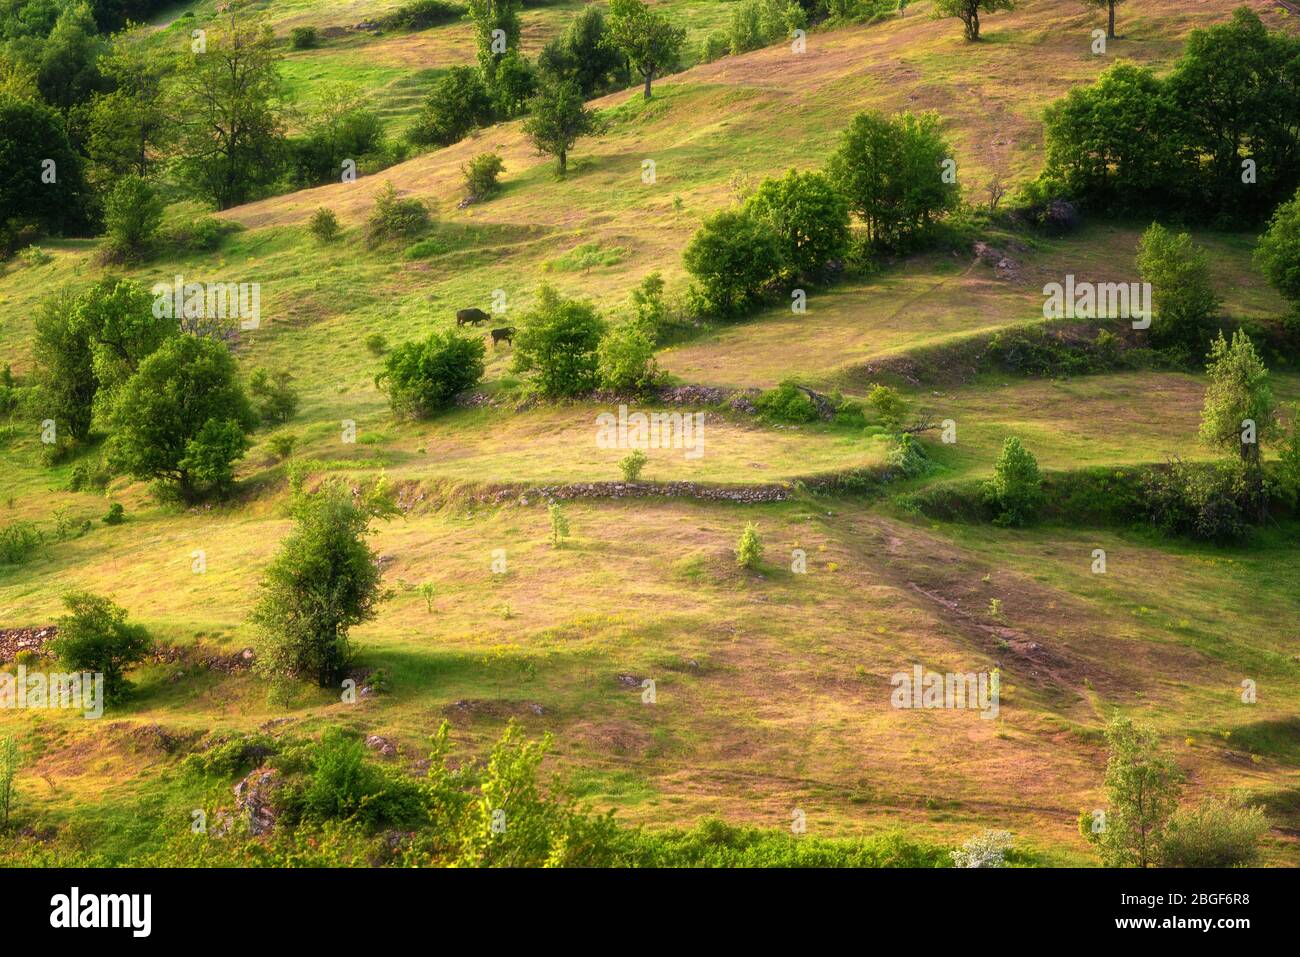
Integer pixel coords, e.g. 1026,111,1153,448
234,768,281,836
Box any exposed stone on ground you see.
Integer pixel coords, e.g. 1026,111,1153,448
149,643,254,674
366,734,397,757
0,627,56,662
443,699,547,721
234,768,281,835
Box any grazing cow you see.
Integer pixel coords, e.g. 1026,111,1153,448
491,327,515,348
456,307,490,327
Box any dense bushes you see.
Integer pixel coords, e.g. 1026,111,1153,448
376,331,486,417
380,0,466,31
745,168,850,282
1254,188,1300,326
1036,9,1300,224
1136,224,1219,355
407,67,494,147
366,181,430,245
683,209,783,316
49,591,151,701
512,285,608,397
983,437,1042,527
755,381,820,423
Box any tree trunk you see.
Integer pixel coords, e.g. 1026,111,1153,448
965,10,980,41
1108,0,1116,39
643,69,653,100
558,149,567,177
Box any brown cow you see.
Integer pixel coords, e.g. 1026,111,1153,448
456,308,490,327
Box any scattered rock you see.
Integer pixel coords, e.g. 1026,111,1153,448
0,627,57,663
234,767,281,836
365,734,397,758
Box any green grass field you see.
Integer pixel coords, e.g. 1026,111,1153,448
3,0,1299,868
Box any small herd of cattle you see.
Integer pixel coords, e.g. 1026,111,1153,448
456,308,514,347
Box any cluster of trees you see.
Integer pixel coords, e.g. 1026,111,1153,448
1036,9,1300,224
684,109,958,317
30,275,295,499
410,0,682,173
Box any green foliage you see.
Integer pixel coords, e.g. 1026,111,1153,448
728,0,765,54
0,521,42,565
365,332,387,356
267,432,297,461
376,330,486,417
107,335,257,499
983,436,1042,526
174,16,287,209
736,522,763,569
49,591,151,702
0,87,93,238
181,732,279,779
291,729,427,829
886,433,932,478
1160,797,1267,868
597,320,659,393
366,180,431,245
682,208,782,317
866,384,908,431
537,4,623,96
548,501,570,547
467,0,522,80
0,735,17,829
607,0,685,99
407,66,494,147
1136,223,1219,354
629,271,667,335
1254,188,1300,323
487,49,536,119
289,26,318,50
827,110,959,248
33,289,96,442
162,216,238,253
249,367,300,426
512,285,607,397
380,0,465,31
931,0,1015,41
522,79,602,176
250,478,398,687
309,207,340,243
699,31,728,64
744,168,850,282
619,448,647,481
419,581,436,612
1199,330,1274,465
1140,459,1257,543
462,152,505,200
102,174,163,261
101,502,124,525
1080,716,1182,868
755,380,819,423
290,84,385,187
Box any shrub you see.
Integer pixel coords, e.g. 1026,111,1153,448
866,384,908,431
951,829,1013,868
886,433,932,478
163,217,237,253
755,381,819,423
376,330,486,417
729,0,766,54
462,152,505,200
365,332,388,355
699,31,728,63
1140,459,1255,543
682,208,782,317
620,449,647,481
381,0,465,31
289,26,318,49
0,522,42,565
1254,188,1300,326
366,181,431,246
548,501,570,547
249,368,300,426
983,437,1042,526
597,321,659,393
1136,223,1219,354
630,272,667,336
1160,797,1268,868
102,503,125,525
0,736,18,830
310,208,340,243
268,432,298,461
512,286,607,398
49,591,151,702
736,522,763,569
293,729,427,828
102,174,163,261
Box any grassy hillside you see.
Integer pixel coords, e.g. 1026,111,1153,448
3,0,1299,867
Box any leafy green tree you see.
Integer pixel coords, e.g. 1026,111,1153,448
174,10,287,209
73,276,176,410
49,591,152,702
866,384,908,432
537,4,623,96
606,0,685,100
983,436,1042,526
827,110,958,247
744,168,850,282
736,522,762,569
102,174,163,260
33,290,96,442
1080,716,1182,868
108,335,257,498
248,367,300,426
1136,223,1219,353
1166,8,1300,220
0,735,18,830
462,152,505,200
931,0,1015,41
1080,0,1125,39
0,93,94,238
682,208,782,316
375,330,486,417
512,285,607,397
488,49,535,119
251,479,398,687
291,82,385,185
467,0,522,81
1200,329,1275,504
548,501,570,547
521,79,602,176
407,67,494,147
1254,188,1300,324
34,2,105,108
1038,64,1185,214
85,35,169,180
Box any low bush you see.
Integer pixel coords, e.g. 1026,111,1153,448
1160,798,1268,868
380,0,465,30
462,152,505,200
309,208,340,243
366,182,431,246
376,331,486,417
289,26,318,49
48,592,151,702
755,381,820,423
983,437,1043,527
0,522,42,565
